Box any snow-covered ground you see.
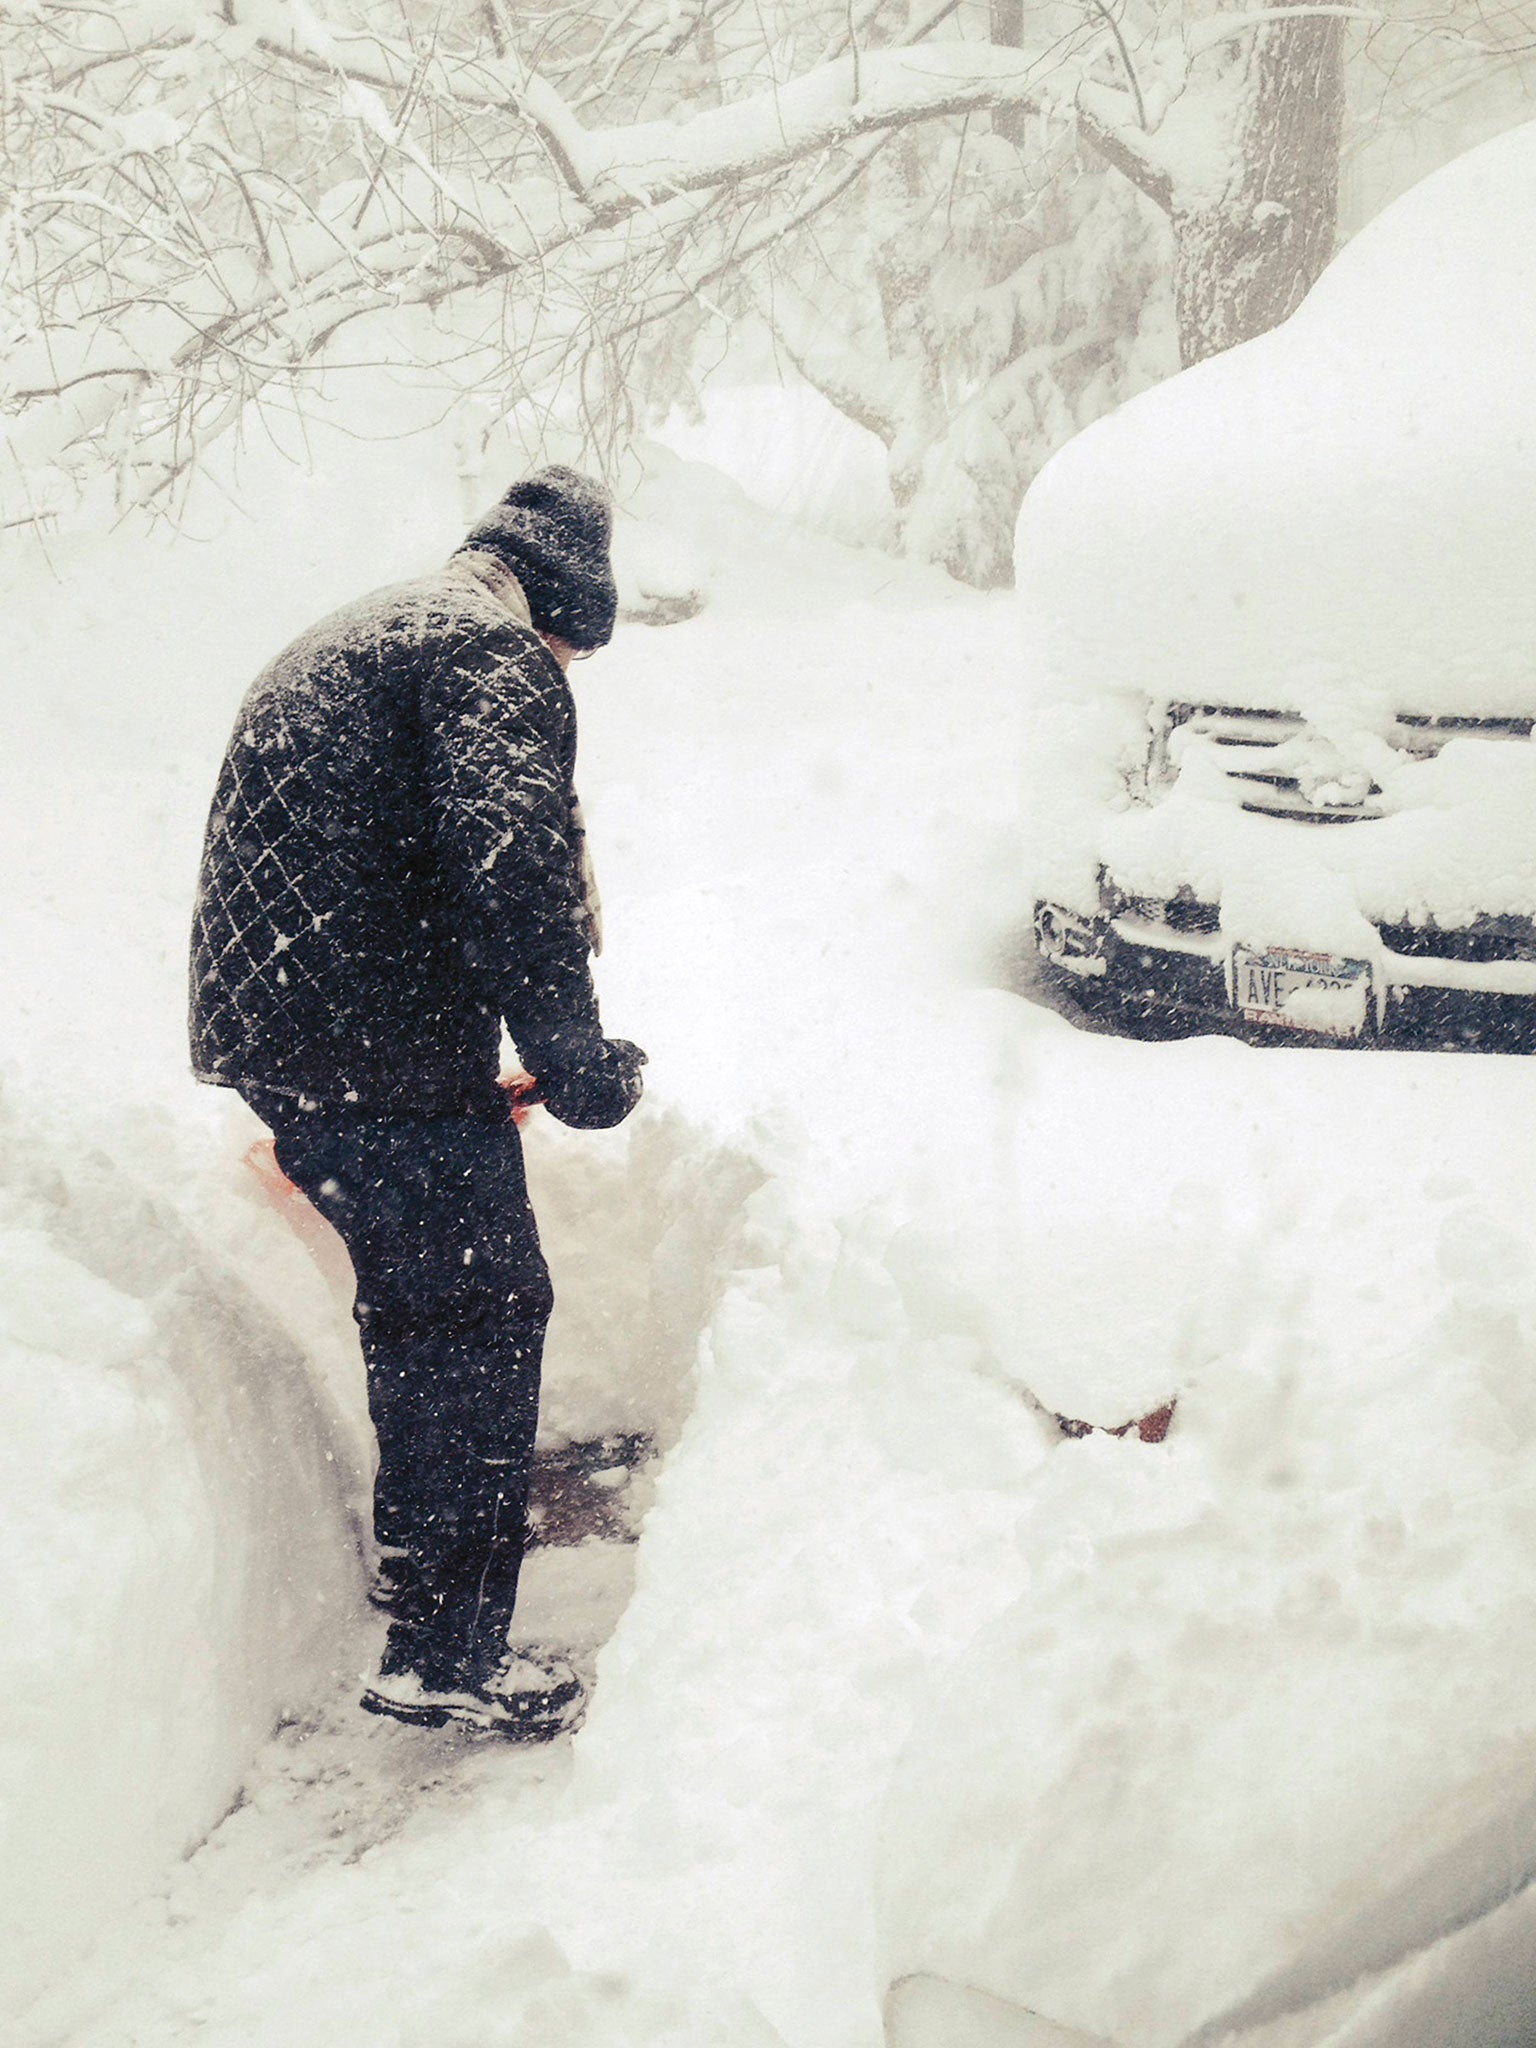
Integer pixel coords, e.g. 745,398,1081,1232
7,424,1536,2048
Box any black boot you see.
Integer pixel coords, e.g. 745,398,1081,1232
359,1459,583,1738
360,1617,584,1738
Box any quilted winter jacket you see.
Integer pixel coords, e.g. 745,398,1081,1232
189,554,605,1115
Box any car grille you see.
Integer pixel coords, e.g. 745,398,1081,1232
1104,887,1536,963
1376,915,1536,964
1105,883,1221,936
1157,704,1535,826
1394,714,1536,741
1160,706,1379,822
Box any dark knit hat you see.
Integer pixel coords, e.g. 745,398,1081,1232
459,465,618,651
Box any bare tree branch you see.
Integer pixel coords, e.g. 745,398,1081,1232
1074,81,1175,208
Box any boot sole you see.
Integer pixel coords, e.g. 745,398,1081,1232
359,1684,584,1742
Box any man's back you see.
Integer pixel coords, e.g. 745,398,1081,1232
190,555,586,1115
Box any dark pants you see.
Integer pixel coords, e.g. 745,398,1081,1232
265,1105,553,1685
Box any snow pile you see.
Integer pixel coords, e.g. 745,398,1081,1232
55,1002,1536,2048
0,1082,363,2022
525,1106,763,1449
1018,119,1536,723
537,1142,1050,2046
1015,120,1536,939
879,1031,1536,2047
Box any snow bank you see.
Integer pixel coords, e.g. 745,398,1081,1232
528,1107,763,1449
0,1080,364,2024
878,1029,1536,2047
536,1130,1049,2048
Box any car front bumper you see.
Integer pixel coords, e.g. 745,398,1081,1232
1035,903,1536,1050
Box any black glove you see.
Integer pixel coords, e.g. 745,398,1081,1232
536,1037,647,1130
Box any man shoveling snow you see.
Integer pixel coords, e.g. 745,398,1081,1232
188,466,646,1738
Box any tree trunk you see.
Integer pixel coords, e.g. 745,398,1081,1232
1173,15,1344,366
990,0,1028,147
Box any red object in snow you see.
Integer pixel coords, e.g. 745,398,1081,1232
1055,1400,1177,1444
243,1137,355,1303
499,1073,541,1126
1127,1401,1176,1444
245,1134,295,1198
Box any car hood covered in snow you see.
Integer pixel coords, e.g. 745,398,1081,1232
1016,119,1536,724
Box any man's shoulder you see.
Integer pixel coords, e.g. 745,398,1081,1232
317,563,538,657
243,564,554,725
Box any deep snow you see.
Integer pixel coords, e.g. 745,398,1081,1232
7,410,1536,2048
1018,119,1536,724
1017,119,1536,953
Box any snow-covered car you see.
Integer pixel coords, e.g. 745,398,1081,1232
1021,121,1536,1050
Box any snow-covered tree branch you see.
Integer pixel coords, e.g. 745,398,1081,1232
4,0,1535,578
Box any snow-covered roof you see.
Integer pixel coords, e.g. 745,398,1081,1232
1015,120,1536,721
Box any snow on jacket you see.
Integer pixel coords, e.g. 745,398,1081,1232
189,553,606,1115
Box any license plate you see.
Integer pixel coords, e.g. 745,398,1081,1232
1232,946,1371,1038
